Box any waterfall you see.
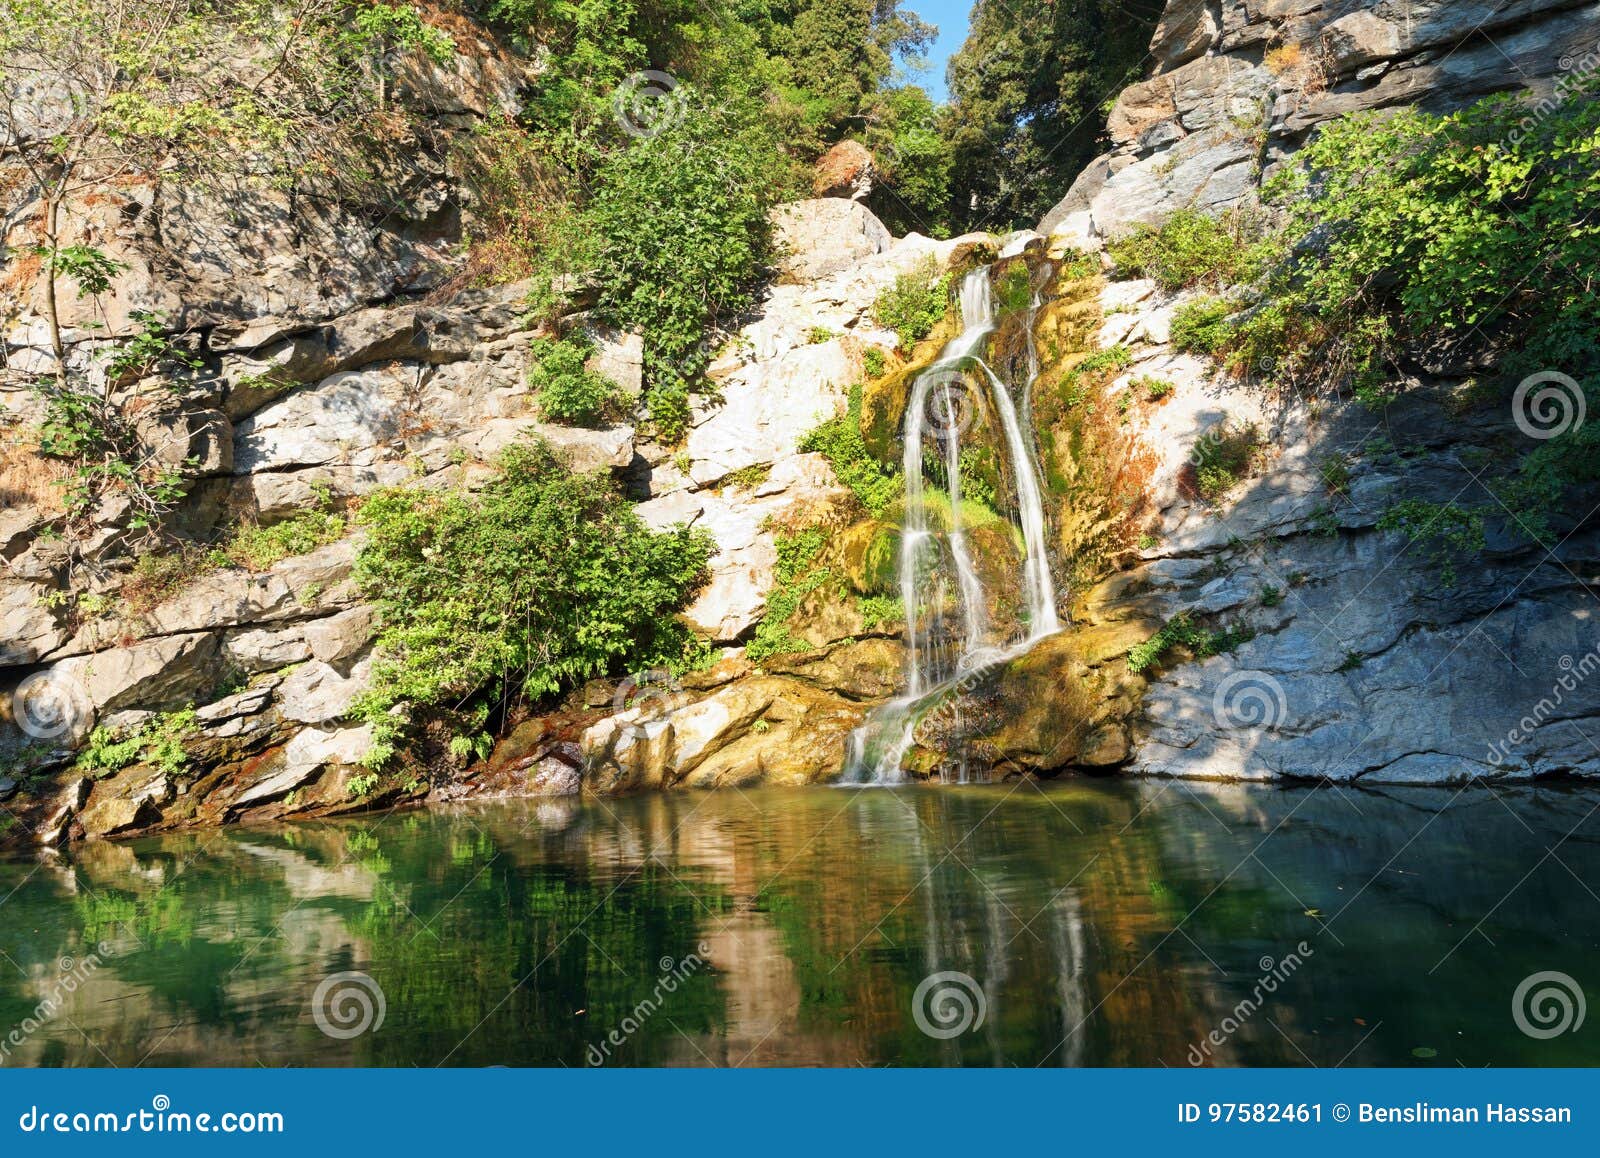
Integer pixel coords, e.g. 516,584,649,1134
843,265,1062,785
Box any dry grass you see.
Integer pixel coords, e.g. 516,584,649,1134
0,431,68,520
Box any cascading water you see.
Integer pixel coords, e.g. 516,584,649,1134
844,265,1063,785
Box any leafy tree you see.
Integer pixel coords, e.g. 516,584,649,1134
0,0,454,534
943,0,1159,229
354,440,713,765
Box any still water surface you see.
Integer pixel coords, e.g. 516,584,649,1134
2,781,1597,1067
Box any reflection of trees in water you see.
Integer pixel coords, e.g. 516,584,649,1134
3,782,1597,1066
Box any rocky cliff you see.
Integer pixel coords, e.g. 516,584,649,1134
3,0,1597,850
1033,0,1600,784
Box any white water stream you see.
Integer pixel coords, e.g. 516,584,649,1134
844,266,1062,784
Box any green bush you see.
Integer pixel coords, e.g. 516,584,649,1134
1252,94,1600,390
1170,297,1236,356
354,440,713,762
77,709,199,778
800,384,903,515
1106,208,1272,292
582,100,777,441
529,334,625,427
222,505,345,571
1127,614,1253,674
872,257,952,351
1377,499,1488,586
747,529,829,662
1191,422,1262,502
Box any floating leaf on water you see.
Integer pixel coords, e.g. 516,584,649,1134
1412,1047,1438,1059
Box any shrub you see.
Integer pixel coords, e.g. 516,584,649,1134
528,335,625,427
1106,208,1272,292
1135,375,1173,401
1376,499,1487,586
222,505,345,571
1127,613,1253,674
353,440,712,760
872,257,952,351
747,529,829,662
1252,94,1600,391
77,709,199,778
1191,422,1262,502
582,100,777,441
800,384,902,515
858,594,903,631
1170,297,1236,356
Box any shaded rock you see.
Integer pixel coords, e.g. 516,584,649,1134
79,793,161,839
50,632,220,715
303,607,376,670
277,656,373,725
0,579,66,665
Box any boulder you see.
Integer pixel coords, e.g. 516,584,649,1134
770,199,893,284
49,631,220,716
812,140,876,200
581,675,865,792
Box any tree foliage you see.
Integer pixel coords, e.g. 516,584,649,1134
942,0,1160,229
354,440,713,762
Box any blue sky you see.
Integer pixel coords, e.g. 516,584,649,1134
901,0,972,103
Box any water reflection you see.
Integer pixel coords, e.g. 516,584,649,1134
1,781,1597,1067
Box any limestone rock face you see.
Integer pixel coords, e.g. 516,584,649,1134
581,674,867,792
771,199,893,283
1040,0,1600,245
1029,265,1600,785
